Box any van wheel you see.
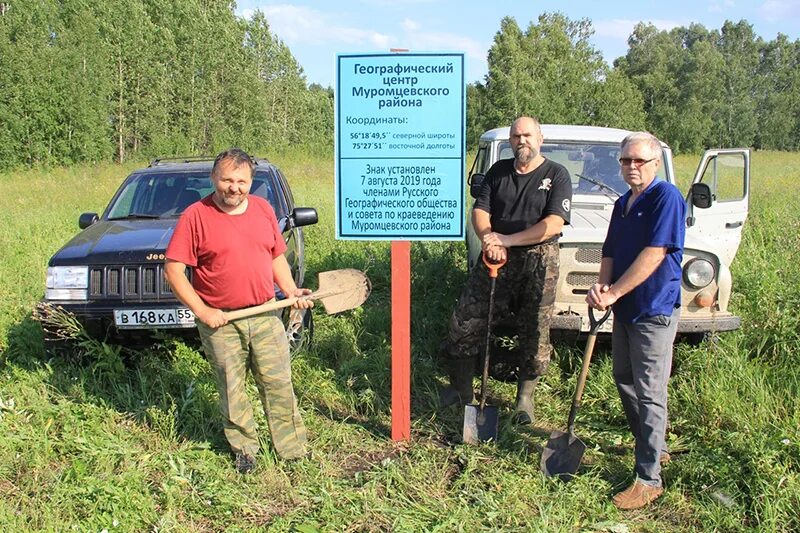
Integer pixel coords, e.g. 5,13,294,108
682,332,717,346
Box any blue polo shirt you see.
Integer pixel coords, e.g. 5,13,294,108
602,180,686,324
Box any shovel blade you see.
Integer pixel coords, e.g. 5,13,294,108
316,269,371,314
540,429,586,480
462,404,499,444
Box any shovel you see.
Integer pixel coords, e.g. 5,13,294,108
224,269,371,320
463,253,506,444
540,306,611,480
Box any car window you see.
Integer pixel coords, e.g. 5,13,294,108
474,143,490,175
495,141,668,196
697,152,747,202
265,168,290,215
105,170,284,219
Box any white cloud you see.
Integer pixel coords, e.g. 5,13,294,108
401,18,420,32
395,20,487,62
709,0,736,13
760,0,800,22
359,0,437,5
248,7,487,62
240,4,489,84
244,5,391,47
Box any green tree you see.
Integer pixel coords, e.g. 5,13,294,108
589,69,646,130
712,20,761,147
0,0,335,168
471,13,643,145
755,34,800,150
616,23,685,148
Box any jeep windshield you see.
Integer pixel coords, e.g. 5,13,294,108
494,141,667,197
105,171,281,220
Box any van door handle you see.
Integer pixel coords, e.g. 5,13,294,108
726,221,743,229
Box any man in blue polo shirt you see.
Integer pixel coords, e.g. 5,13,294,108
586,132,686,510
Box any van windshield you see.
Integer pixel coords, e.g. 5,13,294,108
494,141,667,197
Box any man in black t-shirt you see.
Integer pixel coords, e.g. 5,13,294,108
441,117,572,425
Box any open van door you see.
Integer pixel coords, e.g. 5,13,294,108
686,149,750,266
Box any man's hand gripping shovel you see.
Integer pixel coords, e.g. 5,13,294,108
224,269,371,320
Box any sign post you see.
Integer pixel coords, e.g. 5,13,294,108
335,52,466,440
390,240,411,440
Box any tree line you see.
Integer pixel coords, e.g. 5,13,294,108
0,0,333,169
2,6,799,170
469,14,800,152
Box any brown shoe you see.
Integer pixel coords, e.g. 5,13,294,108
612,480,664,510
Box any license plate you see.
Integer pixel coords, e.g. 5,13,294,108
114,308,196,329
580,314,613,333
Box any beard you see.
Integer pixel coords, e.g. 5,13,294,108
216,191,247,207
514,144,538,165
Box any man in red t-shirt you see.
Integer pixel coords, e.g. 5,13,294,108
165,148,312,473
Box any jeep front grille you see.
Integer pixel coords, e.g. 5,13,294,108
108,268,121,296
126,269,138,295
88,265,190,300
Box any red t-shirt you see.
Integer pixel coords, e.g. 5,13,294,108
165,195,288,309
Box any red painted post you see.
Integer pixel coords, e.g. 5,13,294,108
391,240,411,440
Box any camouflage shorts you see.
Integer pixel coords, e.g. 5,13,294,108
444,241,559,378
198,312,307,460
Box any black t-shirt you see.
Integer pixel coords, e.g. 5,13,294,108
474,158,572,236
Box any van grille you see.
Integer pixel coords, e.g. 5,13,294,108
567,272,599,288
575,248,602,264
88,265,190,300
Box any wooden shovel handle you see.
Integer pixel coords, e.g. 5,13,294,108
223,297,299,321
566,306,612,433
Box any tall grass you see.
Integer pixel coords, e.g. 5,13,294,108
0,150,797,531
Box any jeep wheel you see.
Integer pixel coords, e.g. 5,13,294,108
287,307,314,356
43,337,76,359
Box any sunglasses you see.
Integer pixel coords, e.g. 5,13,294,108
619,157,656,167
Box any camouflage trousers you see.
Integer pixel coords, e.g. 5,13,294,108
445,241,559,378
197,312,307,460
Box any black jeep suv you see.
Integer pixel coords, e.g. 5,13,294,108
41,156,318,351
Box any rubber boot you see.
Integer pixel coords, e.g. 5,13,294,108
439,359,475,407
513,376,539,425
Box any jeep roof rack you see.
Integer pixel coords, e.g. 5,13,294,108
149,155,270,167
149,156,217,167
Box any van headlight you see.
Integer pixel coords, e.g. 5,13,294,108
683,258,715,289
46,266,88,300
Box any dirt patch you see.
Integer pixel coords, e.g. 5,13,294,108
340,443,407,478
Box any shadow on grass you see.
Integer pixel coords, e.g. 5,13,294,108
3,313,229,455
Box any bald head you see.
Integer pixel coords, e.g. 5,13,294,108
511,116,541,134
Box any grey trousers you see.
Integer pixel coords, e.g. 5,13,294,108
612,307,680,486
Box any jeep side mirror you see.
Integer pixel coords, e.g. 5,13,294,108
79,212,99,229
469,173,486,199
289,207,318,228
690,183,713,209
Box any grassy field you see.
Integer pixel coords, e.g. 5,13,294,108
0,150,798,531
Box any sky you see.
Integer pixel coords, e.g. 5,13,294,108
236,0,800,88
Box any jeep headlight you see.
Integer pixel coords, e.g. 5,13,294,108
683,258,715,289
46,266,88,300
